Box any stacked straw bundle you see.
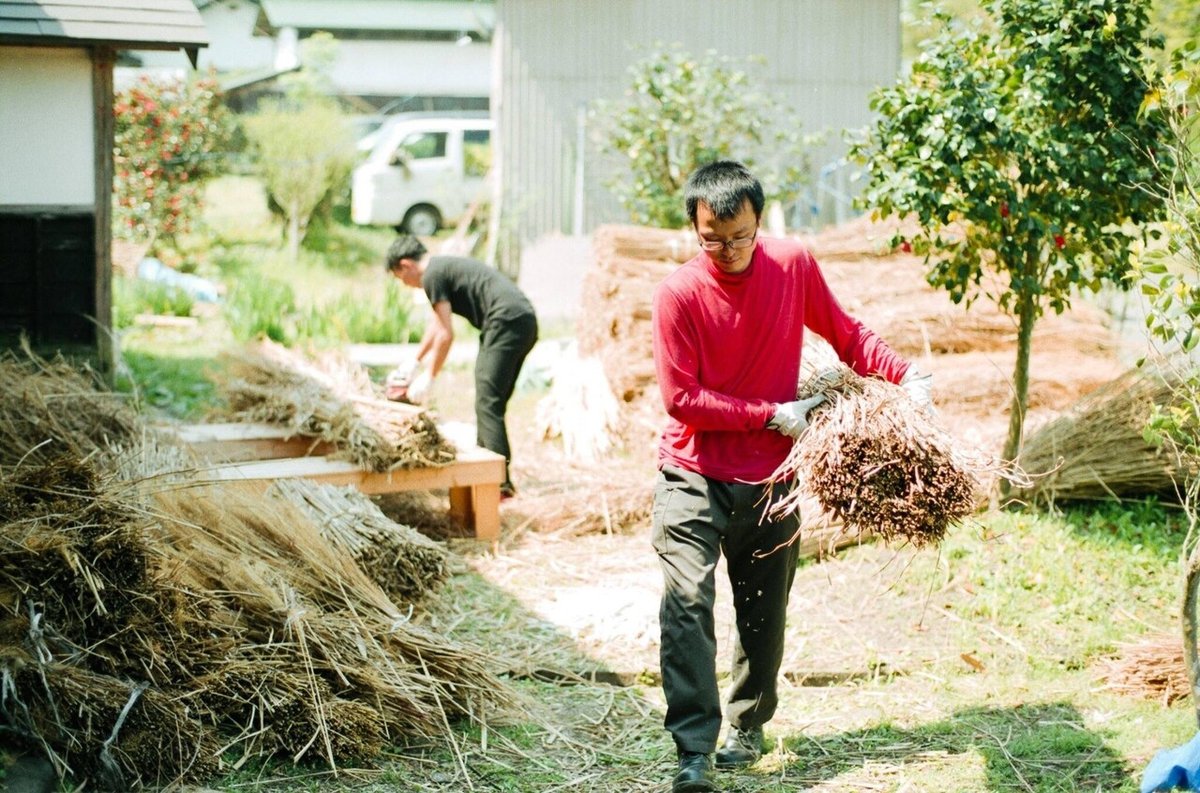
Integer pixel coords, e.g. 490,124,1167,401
1014,362,1199,505
578,225,679,405
217,340,455,471
0,347,145,467
1096,633,1190,706
269,478,449,602
764,367,983,546
1,350,514,789
535,344,621,465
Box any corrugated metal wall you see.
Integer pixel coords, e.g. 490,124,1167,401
492,0,900,267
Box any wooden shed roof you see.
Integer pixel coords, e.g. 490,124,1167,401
0,0,207,62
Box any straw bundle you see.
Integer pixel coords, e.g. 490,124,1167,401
2,652,221,786
0,347,144,468
1096,632,1190,706
1014,363,1199,505
764,368,983,546
579,227,678,404
801,212,923,261
217,340,455,471
268,479,449,602
151,482,510,743
535,346,621,464
372,490,473,539
0,458,230,787
0,350,518,788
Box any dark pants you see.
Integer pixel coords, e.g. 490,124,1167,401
475,312,537,491
652,464,802,754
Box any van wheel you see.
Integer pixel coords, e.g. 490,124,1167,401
402,206,441,236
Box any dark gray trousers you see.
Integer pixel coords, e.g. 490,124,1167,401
475,312,537,491
652,464,801,754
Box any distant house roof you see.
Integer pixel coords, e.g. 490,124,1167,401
258,0,494,34
0,0,208,64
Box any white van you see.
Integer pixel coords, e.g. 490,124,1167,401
351,112,491,235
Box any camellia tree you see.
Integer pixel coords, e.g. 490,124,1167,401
1140,41,1200,508
850,0,1169,467
113,74,232,247
594,43,818,229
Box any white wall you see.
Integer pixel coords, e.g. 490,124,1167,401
331,39,490,97
132,0,491,99
0,47,94,206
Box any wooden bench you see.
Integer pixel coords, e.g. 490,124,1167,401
175,422,506,541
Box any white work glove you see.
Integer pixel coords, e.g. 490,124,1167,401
405,370,435,405
766,393,827,439
385,358,421,401
901,367,934,411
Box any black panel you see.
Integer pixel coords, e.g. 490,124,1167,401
0,210,96,349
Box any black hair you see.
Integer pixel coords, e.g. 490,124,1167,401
385,235,427,271
683,160,765,225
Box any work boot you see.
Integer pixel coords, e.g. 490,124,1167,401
672,751,716,792
715,725,764,768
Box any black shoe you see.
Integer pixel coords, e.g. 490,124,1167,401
672,751,716,792
715,725,764,768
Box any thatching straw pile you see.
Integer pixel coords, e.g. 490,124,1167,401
268,478,450,602
535,343,621,465
373,490,472,540
1014,362,1199,505
578,226,679,405
151,483,508,757
0,347,145,467
217,340,455,471
765,367,985,546
1097,633,1190,706
0,458,223,787
1,350,514,789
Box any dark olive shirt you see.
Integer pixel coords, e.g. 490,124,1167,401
422,256,535,330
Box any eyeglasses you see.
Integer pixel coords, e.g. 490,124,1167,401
698,231,757,253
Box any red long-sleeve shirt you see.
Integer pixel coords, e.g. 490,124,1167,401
652,237,911,482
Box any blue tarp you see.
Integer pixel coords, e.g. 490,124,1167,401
137,257,221,303
1143,732,1200,792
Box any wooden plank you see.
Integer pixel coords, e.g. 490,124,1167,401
174,422,333,462
203,446,506,494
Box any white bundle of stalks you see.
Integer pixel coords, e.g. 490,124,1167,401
764,366,998,546
535,345,621,464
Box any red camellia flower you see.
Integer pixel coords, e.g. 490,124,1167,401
1000,202,1010,218
900,241,912,253
1054,235,1065,249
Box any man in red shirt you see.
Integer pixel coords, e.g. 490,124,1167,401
652,160,931,792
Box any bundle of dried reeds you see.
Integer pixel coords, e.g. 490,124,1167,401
0,346,144,468
0,458,230,788
1014,362,1199,505
268,478,449,602
372,490,472,539
151,482,510,748
590,223,697,264
535,346,621,464
217,340,455,471
1097,632,1190,706
2,651,221,787
764,368,984,546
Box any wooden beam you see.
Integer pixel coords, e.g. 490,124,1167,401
92,45,114,381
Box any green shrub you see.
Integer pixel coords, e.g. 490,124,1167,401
224,270,298,343
112,277,196,329
319,282,420,344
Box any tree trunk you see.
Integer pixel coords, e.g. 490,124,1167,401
1001,287,1038,491
287,208,300,265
